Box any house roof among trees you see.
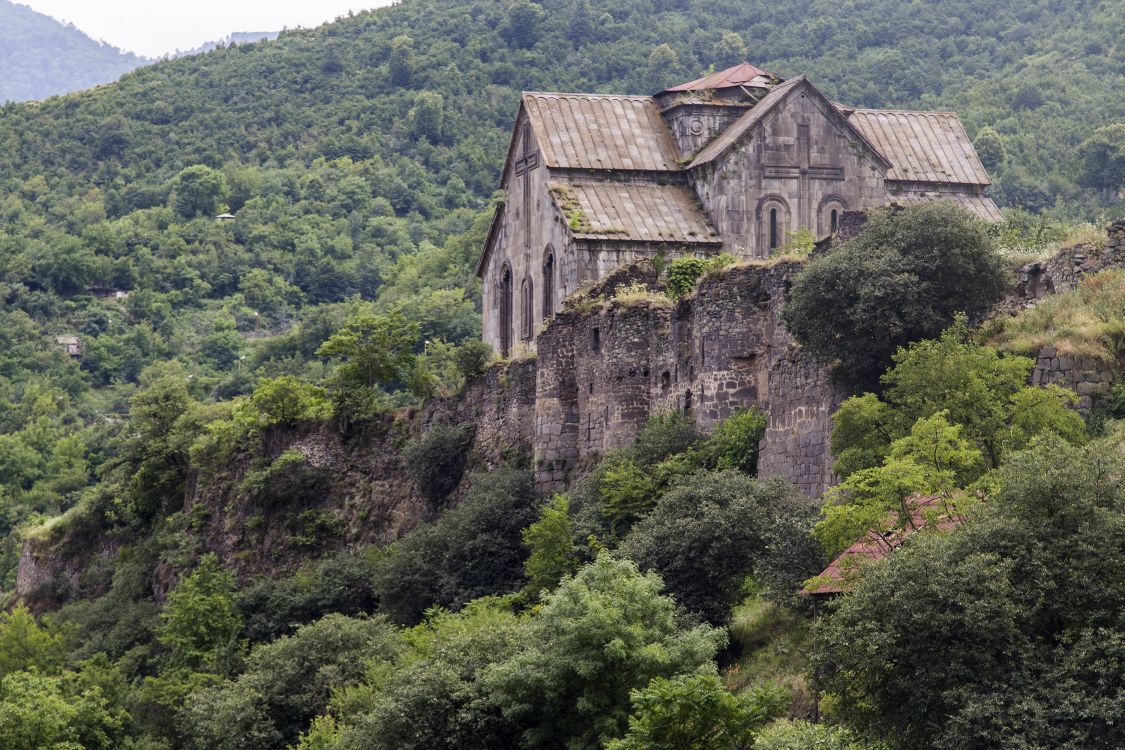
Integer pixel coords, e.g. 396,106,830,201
549,181,720,244
803,495,967,596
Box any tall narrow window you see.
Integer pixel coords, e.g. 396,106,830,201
542,249,555,317
769,209,779,250
521,278,534,340
830,209,839,233
499,266,513,357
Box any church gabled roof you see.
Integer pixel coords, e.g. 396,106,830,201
688,76,892,171
661,62,778,93
518,92,681,173
845,109,992,186
549,181,720,245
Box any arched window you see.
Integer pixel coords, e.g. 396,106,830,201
757,196,790,257
818,196,848,239
542,248,555,317
520,277,534,340
499,265,513,357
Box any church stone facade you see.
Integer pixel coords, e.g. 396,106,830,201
477,63,1001,357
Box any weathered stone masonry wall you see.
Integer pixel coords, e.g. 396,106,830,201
523,260,841,497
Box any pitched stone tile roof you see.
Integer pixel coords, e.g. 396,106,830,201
549,181,720,244
522,93,682,172
846,109,992,185
888,191,1005,222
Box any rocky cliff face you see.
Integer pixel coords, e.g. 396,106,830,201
19,219,1125,606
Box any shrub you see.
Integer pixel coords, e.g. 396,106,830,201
632,411,700,466
782,203,1009,390
372,467,538,625
454,339,494,379
701,408,767,473
625,472,819,625
402,422,475,503
665,254,734,299
621,472,821,623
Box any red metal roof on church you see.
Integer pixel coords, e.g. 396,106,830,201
663,62,778,92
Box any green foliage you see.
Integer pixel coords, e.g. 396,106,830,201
180,614,401,750
700,408,767,473
664,254,734,300
317,308,420,410
238,549,381,643
973,126,1007,173
156,554,243,671
172,165,229,219
402,422,476,503
598,456,660,536
372,467,538,625
631,411,701,466
782,203,1010,389
483,554,726,750
248,375,331,427
822,322,1086,553
0,603,66,678
315,599,532,750
522,495,579,600
605,672,787,750
454,339,495,380
621,472,821,622
1076,123,1125,196
753,720,874,750
815,437,1125,750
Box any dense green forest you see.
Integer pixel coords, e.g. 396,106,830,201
1,0,1125,747
0,0,148,102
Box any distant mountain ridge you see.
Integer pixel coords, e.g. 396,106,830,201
0,0,149,102
172,31,280,59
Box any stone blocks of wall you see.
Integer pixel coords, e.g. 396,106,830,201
1031,347,1115,412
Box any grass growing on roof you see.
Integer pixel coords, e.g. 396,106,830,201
988,268,1125,362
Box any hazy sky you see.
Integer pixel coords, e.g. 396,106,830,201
20,0,394,58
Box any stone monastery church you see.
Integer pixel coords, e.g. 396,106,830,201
476,62,1001,357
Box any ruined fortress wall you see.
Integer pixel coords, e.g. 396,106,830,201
484,259,840,497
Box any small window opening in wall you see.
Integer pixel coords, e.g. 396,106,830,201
661,371,671,390
689,365,695,381
684,389,693,414
588,382,594,394
830,208,839,233
700,340,706,365
592,327,600,352
769,208,779,250
642,368,649,378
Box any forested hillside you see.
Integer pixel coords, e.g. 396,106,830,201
0,0,147,102
1,1,1125,748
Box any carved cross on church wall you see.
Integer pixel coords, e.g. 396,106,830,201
763,123,844,229
513,121,539,241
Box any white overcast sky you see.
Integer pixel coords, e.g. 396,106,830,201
20,0,394,58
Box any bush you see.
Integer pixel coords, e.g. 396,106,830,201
782,203,1009,390
701,408,767,474
632,411,700,466
753,720,873,750
180,614,401,750
454,339,494,379
372,467,538,625
665,254,734,299
621,472,821,623
402,422,475,503
238,549,381,643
